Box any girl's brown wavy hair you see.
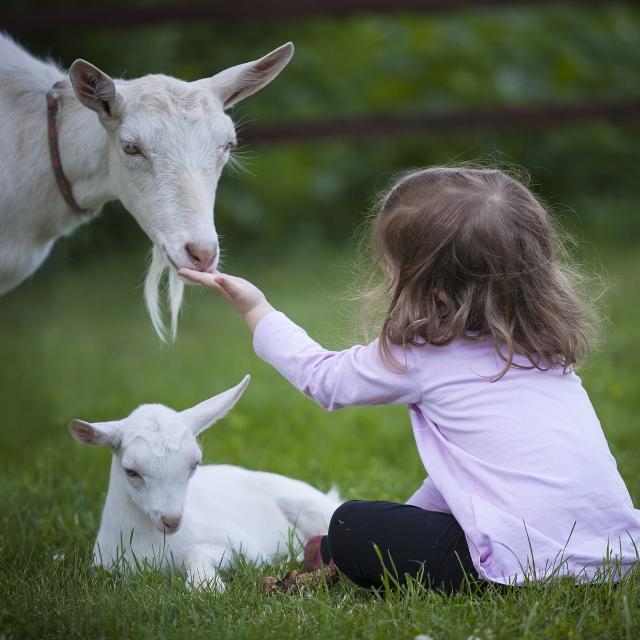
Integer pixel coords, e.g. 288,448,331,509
363,167,597,379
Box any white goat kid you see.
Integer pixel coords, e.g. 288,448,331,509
0,34,293,339
68,376,340,589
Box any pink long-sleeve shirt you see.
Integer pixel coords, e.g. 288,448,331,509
254,311,640,585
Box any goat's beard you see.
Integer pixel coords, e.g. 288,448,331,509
144,245,185,342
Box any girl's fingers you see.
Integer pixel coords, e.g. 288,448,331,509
213,274,246,300
178,269,240,303
204,280,228,299
213,274,235,293
178,268,216,287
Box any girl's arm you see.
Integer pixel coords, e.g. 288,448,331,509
179,270,422,410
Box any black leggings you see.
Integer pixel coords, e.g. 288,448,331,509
324,500,478,593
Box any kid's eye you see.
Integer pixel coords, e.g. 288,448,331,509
122,142,142,156
124,467,141,479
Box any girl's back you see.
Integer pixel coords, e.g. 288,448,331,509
410,337,638,583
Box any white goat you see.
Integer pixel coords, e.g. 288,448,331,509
69,376,340,589
0,33,293,339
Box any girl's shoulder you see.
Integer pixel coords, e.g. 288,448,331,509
406,335,570,380
406,335,495,357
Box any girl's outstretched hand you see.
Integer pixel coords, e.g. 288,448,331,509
178,269,275,332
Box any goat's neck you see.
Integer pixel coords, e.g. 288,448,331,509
55,83,116,215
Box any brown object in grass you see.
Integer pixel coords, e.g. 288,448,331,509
263,565,339,595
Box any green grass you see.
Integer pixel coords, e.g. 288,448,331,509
1,240,640,639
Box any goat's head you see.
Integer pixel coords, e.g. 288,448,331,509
69,375,250,535
68,45,294,340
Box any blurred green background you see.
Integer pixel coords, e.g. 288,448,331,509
2,3,640,638
3,1,640,262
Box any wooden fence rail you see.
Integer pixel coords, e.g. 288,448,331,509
241,99,640,145
0,0,615,34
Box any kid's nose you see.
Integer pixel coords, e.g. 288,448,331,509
161,514,182,533
185,243,217,272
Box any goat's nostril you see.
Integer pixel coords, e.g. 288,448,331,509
185,243,217,272
161,515,181,532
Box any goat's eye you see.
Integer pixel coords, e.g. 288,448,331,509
190,461,200,473
124,467,141,479
122,142,142,156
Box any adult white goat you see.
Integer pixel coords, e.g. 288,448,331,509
68,376,340,589
0,33,293,339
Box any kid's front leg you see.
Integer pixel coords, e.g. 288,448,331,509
182,544,229,591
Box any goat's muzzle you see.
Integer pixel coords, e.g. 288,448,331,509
161,514,182,534
185,242,217,272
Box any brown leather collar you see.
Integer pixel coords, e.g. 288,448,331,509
46,81,88,215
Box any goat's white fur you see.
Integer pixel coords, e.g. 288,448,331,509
144,246,185,341
69,376,340,589
0,33,293,340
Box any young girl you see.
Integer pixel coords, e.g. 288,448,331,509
180,167,640,591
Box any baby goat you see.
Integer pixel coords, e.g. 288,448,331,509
69,376,340,589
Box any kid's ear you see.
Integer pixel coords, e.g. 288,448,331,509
68,419,122,449
195,43,294,109
69,59,122,120
181,375,250,436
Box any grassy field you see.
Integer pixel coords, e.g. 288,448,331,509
1,239,640,639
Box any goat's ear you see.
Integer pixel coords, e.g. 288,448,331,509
182,375,250,436
69,60,121,119
68,419,122,449
197,43,294,109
